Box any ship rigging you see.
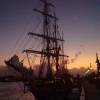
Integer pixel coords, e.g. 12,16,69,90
5,0,74,100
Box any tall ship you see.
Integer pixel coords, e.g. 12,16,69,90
5,0,76,100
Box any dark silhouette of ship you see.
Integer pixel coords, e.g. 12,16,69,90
5,0,78,100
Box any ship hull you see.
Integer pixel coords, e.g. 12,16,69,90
31,79,73,100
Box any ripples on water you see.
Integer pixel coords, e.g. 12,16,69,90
0,82,35,100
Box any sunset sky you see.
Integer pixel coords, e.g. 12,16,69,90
0,0,100,69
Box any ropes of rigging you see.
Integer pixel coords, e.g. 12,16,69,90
25,38,42,67
11,0,42,58
16,17,42,55
7,13,42,60
21,23,43,67
7,14,35,58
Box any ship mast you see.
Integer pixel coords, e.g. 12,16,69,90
24,0,67,79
